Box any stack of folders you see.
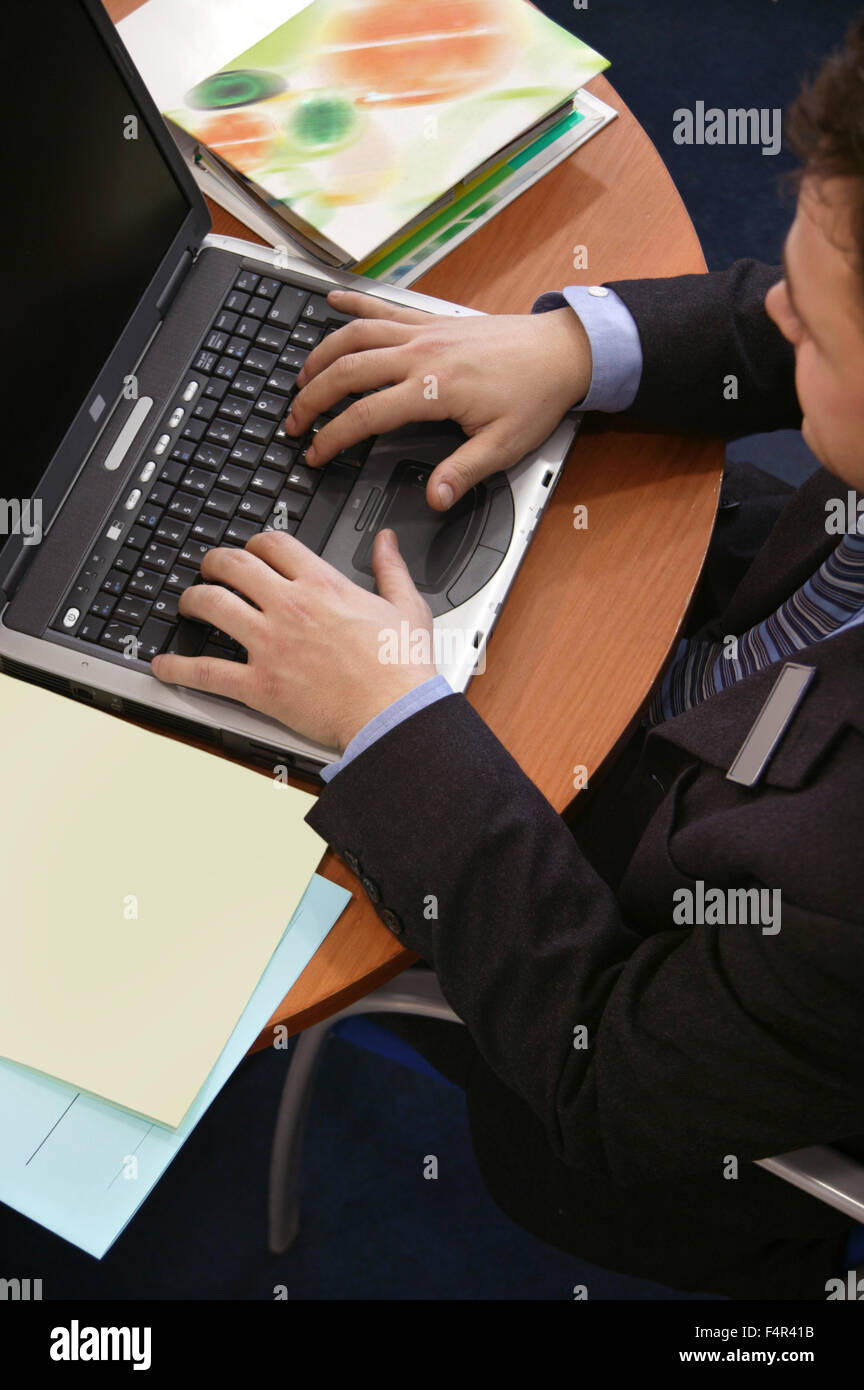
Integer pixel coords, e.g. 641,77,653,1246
0,674,351,1256
119,0,616,285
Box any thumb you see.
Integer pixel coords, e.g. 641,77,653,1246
372,528,421,608
427,428,512,510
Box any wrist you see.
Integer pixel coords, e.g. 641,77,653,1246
333,669,436,752
546,306,593,407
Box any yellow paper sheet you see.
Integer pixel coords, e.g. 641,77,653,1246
0,674,324,1127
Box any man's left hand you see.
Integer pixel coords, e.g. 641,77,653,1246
151,528,436,752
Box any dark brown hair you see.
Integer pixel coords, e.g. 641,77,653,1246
785,14,864,265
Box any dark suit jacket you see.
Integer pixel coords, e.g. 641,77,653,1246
306,261,864,1299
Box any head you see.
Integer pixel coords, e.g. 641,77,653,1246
764,16,864,489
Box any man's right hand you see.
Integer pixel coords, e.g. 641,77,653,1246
284,290,593,511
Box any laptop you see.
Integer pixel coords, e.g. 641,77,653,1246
0,0,578,778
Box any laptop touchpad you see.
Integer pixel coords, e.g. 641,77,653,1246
353,460,482,592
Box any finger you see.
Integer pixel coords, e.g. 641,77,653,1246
426,428,514,510
302,382,424,468
245,528,332,582
371,528,422,609
178,582,262,645
150,651,251,701
199,545,281,610
327,288,434,326
287,344,408,436
294,316,415,391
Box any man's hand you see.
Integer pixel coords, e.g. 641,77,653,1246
150,529,436,752
285,290,592,510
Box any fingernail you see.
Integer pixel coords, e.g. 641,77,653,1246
296,369,306,386
438,481,454,508
284,412,297,433
305,444,317,464
329,290,345,300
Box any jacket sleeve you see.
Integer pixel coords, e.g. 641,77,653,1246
605,258,802,437
305,694,864,1187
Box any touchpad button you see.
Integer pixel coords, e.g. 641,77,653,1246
353,460,482,592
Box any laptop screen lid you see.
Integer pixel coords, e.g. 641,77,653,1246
1,0,208,595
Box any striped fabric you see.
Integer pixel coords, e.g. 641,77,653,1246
646,531,864,725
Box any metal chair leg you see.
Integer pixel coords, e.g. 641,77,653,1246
268,972,462,1253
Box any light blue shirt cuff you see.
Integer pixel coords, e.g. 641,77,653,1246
320,674,454,781
531,285,643,413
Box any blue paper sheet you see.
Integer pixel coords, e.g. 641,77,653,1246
0,873,350,1258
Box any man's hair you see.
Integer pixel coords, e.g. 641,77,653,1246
785,14,864,264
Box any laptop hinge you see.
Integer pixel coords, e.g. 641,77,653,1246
156,248,195,318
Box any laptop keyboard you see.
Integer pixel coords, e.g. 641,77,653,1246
51,267,373,665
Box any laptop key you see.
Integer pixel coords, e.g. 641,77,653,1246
155,517,189,546
78,616,105,644
219,395,253,423
241,415,274,444
151,591,179,622
233,270,259,294
112,547,140,573
217,464,252,494
250,468,282,498
158,460,185,486
294,463,356,554
266,368,298,395
180,467,215,496
243,348,277,375
291,324,320,349
254,392,289,420
100,620,141,653
128,568,164,599
167,618,210,658
264,443,297,471
255,325,288,352
143,542,176,572
126,525,151,550
164,565,196,595
206,419,240,446
204,489,238,521
137,618,173,660
236,493,270,524
192,514,227,544
90,596,117,620
102,569,128,596
114,596,151,624
286,463,318,495
225,517,259,545
232,371,264,399
278,347,308,373
180,539,212,568
195,444,228,470
272,489,308,522
268,286,307,329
